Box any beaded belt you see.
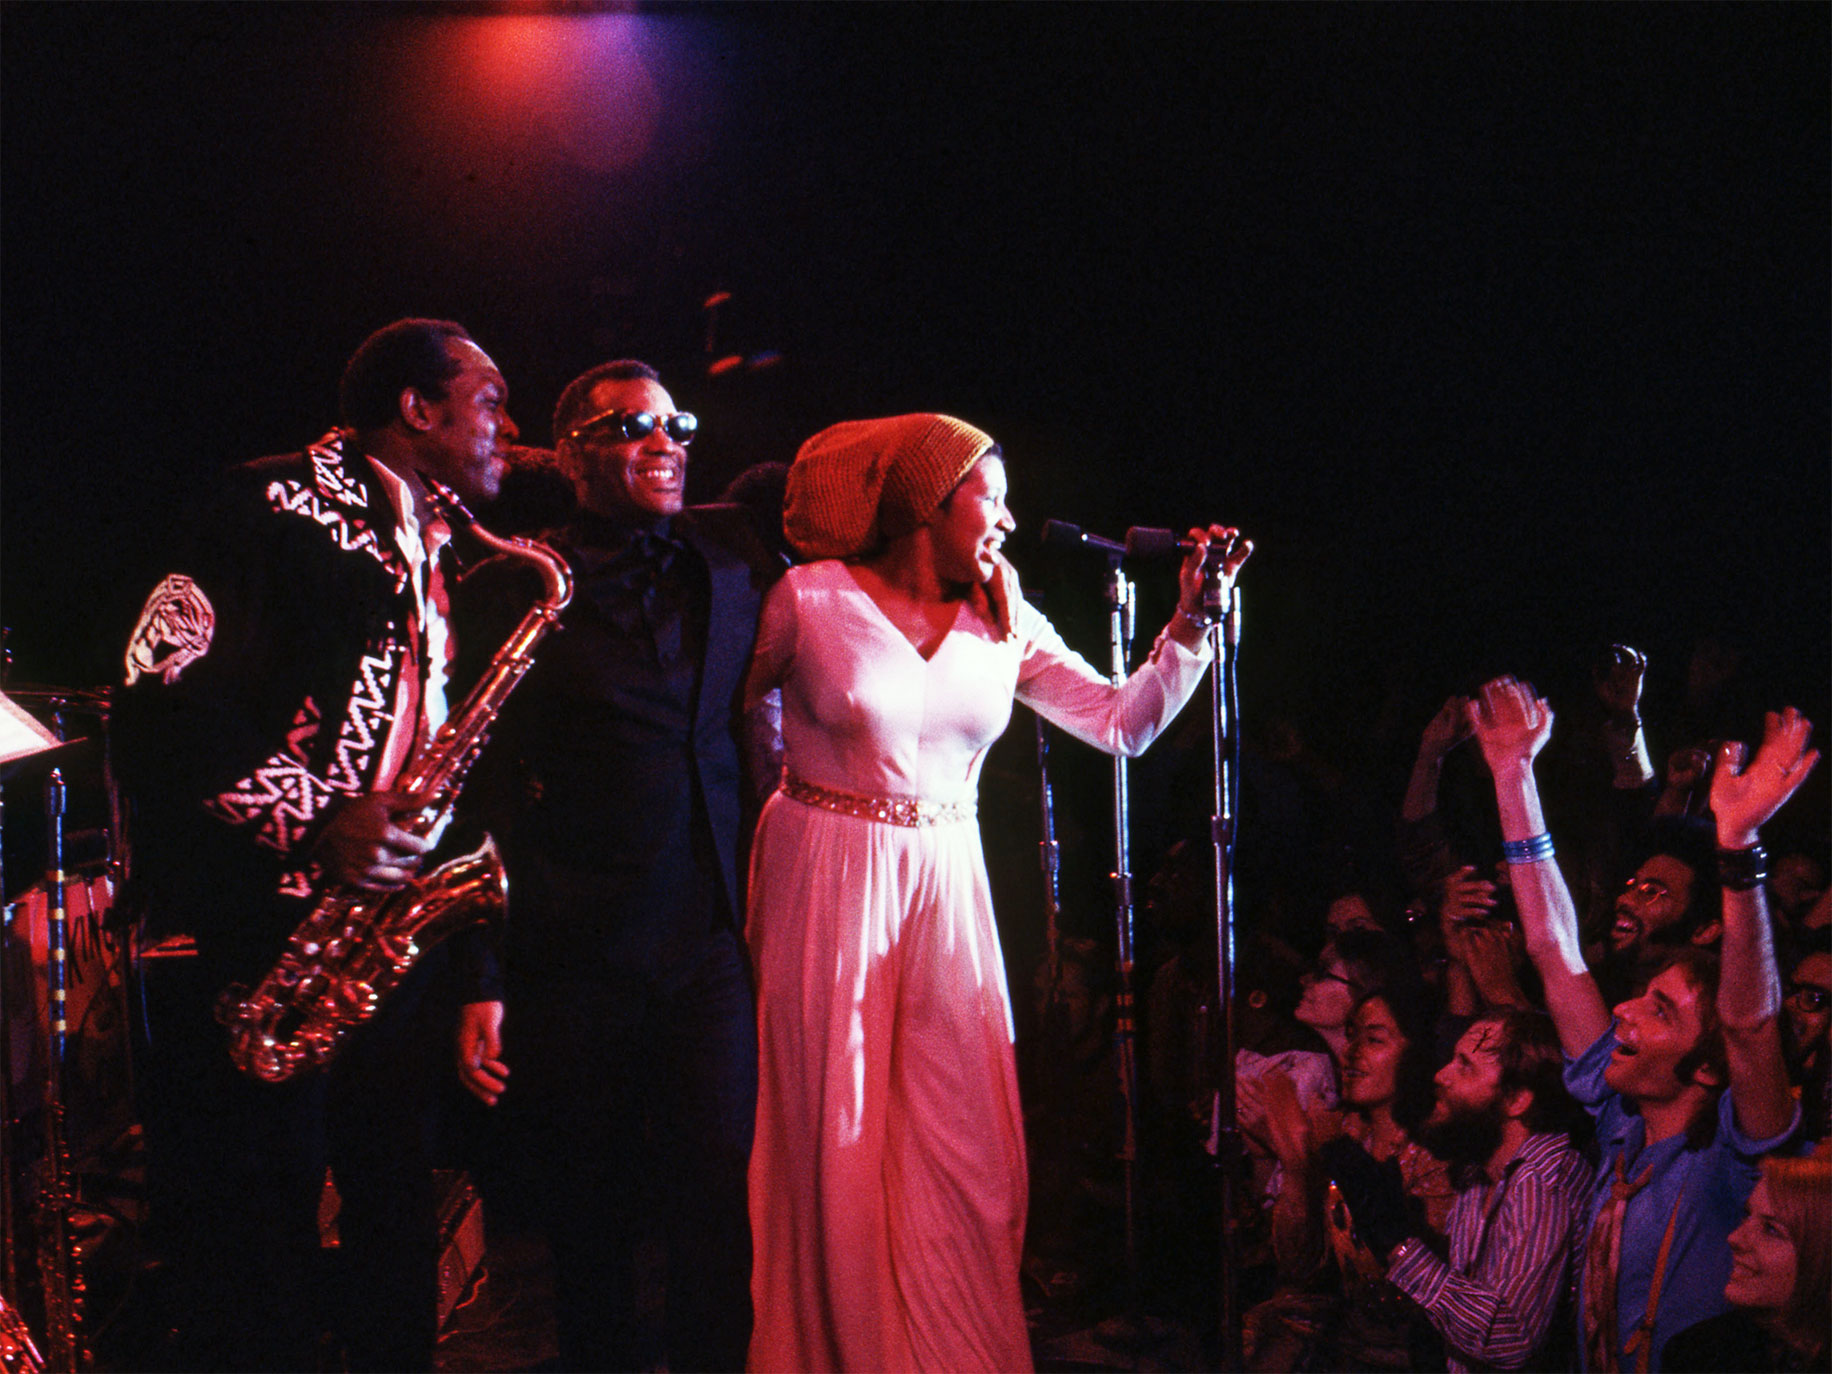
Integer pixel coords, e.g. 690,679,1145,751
781,773,976,828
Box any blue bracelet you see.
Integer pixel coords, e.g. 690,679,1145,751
1502,833,1557,864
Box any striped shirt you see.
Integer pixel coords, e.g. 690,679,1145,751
1389,1131,1593,1372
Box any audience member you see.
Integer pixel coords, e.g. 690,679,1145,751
1590,816,1724,1006
1382,1011,1594,1371
1663,1147,1832,1372
1783,948,1832,1142
1233,929,1415,1187
1466,679,1812,1372
1767,850,1828,945
1244,989,1453,1370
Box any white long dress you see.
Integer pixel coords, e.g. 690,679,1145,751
745,559,1212,1373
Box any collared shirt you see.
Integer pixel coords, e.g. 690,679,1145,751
366,457,452,787
1389,1131,1594,1372
1562,1027,1800,1372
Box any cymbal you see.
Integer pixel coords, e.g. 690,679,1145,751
3,684,111,714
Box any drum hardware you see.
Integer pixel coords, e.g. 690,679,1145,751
0,684,116,1374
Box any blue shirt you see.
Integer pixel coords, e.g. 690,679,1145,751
1564,1027,1799,1371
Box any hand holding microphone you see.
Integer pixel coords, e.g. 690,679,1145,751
1037,518,1252,647
1174,525,1253,638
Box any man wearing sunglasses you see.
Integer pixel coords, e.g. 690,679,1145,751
452,359,779,1371
1594,823,1724,1008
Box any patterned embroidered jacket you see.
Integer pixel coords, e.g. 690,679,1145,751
115,432,432,973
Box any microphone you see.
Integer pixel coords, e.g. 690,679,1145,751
1122,526,1200,560
1042,520,1211,559
1039,520,1126,556
1132,525,1237,623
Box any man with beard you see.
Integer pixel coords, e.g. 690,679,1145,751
1375,1011,1594,1371
1594,821,1722,1007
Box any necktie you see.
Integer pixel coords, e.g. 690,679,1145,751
1583,1152,1652,1373
595,529,684,665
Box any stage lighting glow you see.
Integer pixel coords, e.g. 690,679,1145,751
459,13,660,173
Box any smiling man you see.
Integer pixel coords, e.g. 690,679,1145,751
1465,678,1813,1372
1365,1010,1594,1372
1591,823,1726,1008
114,319,519,1371
451,359,780,1371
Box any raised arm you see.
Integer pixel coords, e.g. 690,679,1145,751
1017,525,1250,756
1592,644,1656,791
1710,708,1818,1142
1403,696,1473,824
1466,678,1612,1056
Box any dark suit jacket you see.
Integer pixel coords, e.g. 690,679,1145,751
452,503,780,996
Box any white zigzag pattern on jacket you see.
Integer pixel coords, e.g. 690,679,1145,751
267,479,396,573
306,433,368,507
326,642,403,797
205,636,403,857
207,701,337,855
277,867,316,899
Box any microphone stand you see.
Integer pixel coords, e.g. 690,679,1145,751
1101,555,1142,1296
1027,593,1065,1024
1035,710,1063,1021
1205,564,1244,1371
38,715,83,1374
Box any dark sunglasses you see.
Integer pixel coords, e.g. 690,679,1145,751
567,409,698,445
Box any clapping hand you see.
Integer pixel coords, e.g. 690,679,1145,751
1418,695,1473,763
1466,677,1555,780
1459,918,1530,1010
1317,1137,1413,1261
1667,746,1713,793
1438,864,1499,927
1710,708,1819,849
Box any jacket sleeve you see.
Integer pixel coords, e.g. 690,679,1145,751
113,471,377,906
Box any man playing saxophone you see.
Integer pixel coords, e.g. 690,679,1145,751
113,319,519,1371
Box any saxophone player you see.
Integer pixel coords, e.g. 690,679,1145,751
113,319,519,1372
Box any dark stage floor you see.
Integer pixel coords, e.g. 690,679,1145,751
433,1216,1215,1374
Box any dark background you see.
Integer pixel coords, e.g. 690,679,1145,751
4,2,1827,850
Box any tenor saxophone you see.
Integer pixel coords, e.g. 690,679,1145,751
218,481,572,1083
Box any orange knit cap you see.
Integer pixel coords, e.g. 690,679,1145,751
784,413,997,560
